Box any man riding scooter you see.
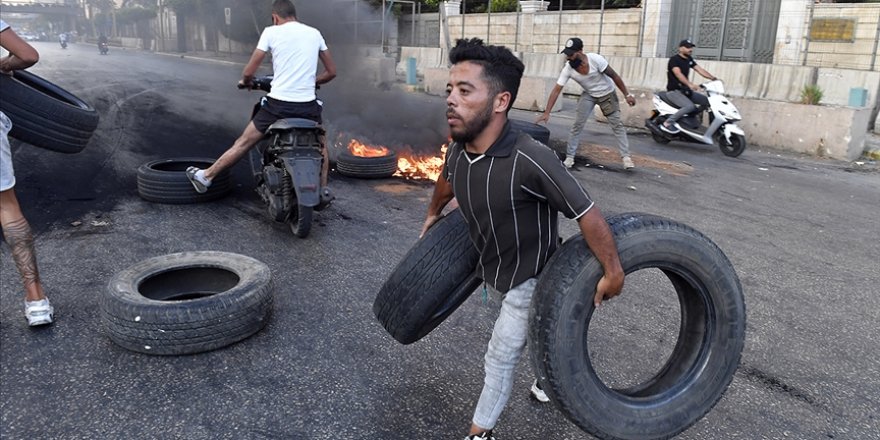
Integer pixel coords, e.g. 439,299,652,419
98,34,109,55
660,39,718,134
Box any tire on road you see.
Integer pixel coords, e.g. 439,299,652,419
373,210,481,344
0,70,99,154
102,251,273,355
336,150,398,179
510,119,551,145
529,212,746,439
137,158,231,204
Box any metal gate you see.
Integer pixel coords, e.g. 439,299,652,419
668,0,781,64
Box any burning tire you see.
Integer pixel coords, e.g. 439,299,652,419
374,210,481,344
529,212,745,439
137,158,232,204
0,70,99,154
511,119,551,145
101,251,274,355
336,150,398,179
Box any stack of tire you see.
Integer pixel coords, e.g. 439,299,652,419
374,211,745,439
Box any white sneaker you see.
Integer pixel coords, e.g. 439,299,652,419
563,156,575,169
622,156,635,170
185,167,211,194
530,380,550,403
25,298,54,326
464,432,495,440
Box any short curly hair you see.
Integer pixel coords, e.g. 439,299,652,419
448,38,525,112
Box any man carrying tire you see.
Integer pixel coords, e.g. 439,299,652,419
186,0,336,202
1,20,54,326
420,38,625,440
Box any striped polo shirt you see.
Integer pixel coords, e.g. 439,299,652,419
442,121,594,293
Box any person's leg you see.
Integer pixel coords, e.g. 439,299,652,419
0,190,46,304
663,90,696,128
204,121,264,181
604,108,631,158
566,94,597,163
187,121,264,193
469,278,537,436
690,92,710,113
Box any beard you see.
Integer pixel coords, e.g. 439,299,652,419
448,101,494,144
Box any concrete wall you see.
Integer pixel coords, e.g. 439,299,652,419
444,9,642,56
803,4,880,72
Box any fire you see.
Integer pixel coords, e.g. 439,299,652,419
395,144,447,181
348,139,390,157
343,134,448,181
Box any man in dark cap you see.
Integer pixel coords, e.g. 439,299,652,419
660,39,718,134
536,37,637,169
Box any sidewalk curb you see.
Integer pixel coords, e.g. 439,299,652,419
153,51,246,66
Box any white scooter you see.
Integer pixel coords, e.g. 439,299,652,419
645,80,746,157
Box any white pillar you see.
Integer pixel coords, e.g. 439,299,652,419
640,0,673,58
774,0,811,65
519,1,549,13
443,1,462,17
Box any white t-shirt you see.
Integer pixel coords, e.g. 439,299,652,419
556,53,615,98
256,21,328,103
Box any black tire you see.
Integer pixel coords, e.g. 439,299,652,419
373,210,481,344
101,251,274,355
716,132,746,158
336,150,398,179
529,212,745,439
289,204,313,238
0,70,99,154
650,115,672,144
137,157,231,204
510,119,551,145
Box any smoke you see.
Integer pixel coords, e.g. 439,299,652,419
293,1,450,154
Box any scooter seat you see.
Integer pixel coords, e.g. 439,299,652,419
656,92,680,109
266,118,322,134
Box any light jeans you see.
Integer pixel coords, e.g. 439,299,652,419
566,91,630,159
471,277,537,430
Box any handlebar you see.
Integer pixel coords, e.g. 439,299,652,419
239,75,273,92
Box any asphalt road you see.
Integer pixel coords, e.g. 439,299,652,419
1,42,879,440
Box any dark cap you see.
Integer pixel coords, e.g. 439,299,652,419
679,39,696,48
561,37,584,56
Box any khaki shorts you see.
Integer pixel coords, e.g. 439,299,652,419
0,112,15,192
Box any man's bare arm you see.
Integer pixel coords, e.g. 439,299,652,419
241,49,267,85
577,207,624,307
420,174,455,237
316,50,337,85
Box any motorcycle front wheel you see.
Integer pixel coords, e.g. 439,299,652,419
715,132,746,157
289,204,313,238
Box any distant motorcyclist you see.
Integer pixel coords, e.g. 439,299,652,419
660,39,718,134
59,32,68,48
98,34,108,54
186,0,336,201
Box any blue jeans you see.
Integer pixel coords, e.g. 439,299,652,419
472,278,537,430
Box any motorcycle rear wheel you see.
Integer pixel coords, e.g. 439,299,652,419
715,132,746,157
289,204,313,238
650,116,671,144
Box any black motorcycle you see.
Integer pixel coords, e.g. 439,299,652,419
244,75,329,238
99,42,109,55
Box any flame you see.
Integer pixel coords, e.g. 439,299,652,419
343,135,447,181
348,139,390,157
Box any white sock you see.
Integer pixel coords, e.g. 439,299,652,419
195,169,212,187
